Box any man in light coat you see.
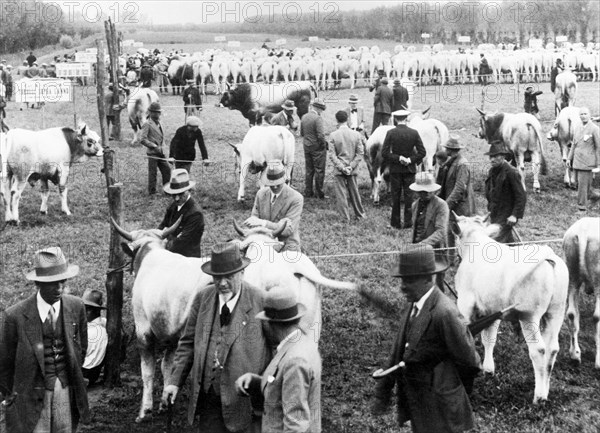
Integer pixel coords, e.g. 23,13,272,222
567,107,600,211
235,285,322,433
244,161,304,252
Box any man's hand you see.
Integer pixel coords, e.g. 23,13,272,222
167,157,175,164
235,373,260,396
506,215,517,226
244,216,265,228
343,166,352,175
566,160,572,169
161,385,179,406
203,159,211,166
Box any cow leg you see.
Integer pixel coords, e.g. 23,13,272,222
136,335,156,423
59,180,72,216
480,319,501,374
530,151,541,193
594,294,600,369
237,158,248,202
1,175,13,222
40,178,50,214
566,280,582,364
540,311,563,401
516,152,527,191
520,316,547,404
159,345,177,412
10,178,28,224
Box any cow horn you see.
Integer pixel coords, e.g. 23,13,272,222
476,108,486,116
161,216,183,239
232,219,247,237
271,220,288,238
227,141,240,156
110,217,134,242
421,106,431,116
482,212,491,224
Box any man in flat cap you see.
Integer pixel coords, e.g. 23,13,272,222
169,116,210,175
0,247,90,433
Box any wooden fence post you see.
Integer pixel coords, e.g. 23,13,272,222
105,17,122,141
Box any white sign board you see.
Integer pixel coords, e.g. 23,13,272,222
458,36,471,43
308,36,319,42
227,41,240,48
421,33,431,39
122,39,135,47
75,52,97,63
555,35,568,43
132,41,144,47
214,36,227,42
528,38,543,49
15,79,73,103
55,62,92,77
85,48,98,54
276,38,287,46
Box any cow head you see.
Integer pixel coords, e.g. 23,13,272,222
232,219,287,253
475,109,504,142
219,91,231,108
79,123,103,157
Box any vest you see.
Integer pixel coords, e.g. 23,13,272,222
202,299,231,396
413,200,429,243
42,309,68,390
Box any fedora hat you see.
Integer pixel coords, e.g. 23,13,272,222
281,99,296,110
484,140,511,156
393,78,401,85
348,94,359,103
264,160,286,186
391,244,448,277
392,109,411,118
381,77,389,84
444,136,465,150
409,172,441,192
255,285,307,322
201,242,250,276
26,247,79,282
148,102,162,112
82,288,107,309
163,169,196,194
312,98,326,111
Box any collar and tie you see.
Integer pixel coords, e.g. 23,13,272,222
351,109,358,113
220,303,231,327
46,306,57,330
271,193,279,205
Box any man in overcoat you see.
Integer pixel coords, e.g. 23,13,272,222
371,244,480,433
391,79,409,112
168,116,210,174
301,99,327,199
0,247,90,433
484,140,527,244
372,77,393,131
162,242,270,433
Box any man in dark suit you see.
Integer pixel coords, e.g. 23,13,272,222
392,79,409,112
372,77,394,132
372,244,480,433
244,161,303,252
382,109,426,229
0,247,90,433
301,98,327,199
140,102,171,194
168,116,210,174
162,242,270,433
159,169,205,257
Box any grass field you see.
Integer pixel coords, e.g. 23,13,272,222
1,57,600,432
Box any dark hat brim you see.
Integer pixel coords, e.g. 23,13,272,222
26,264,79,282
484,150,511,156
83,300,107,309
164,180,196,194
201,257,251,276
391,260,448,277
255,303,307,322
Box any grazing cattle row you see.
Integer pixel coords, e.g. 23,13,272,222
110,218,355,423
1,123,102,224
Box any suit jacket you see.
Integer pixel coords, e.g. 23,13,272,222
568,121,600,171
374,84,393,114
374,288,480,433
392,85,409,112
328,125,364,176
485,161,527,224
300,110,326,151
158,196,204,257
260,331,321,433
343,107,365,131
439,153,476,217
168,282,270,430
411,196,449,254
0,294,90,433
140,118,165,156
382,125,426,174
169,125,208,162
251,184,303,251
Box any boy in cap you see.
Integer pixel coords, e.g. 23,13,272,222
235,285,322,433
0,247,90,432
169,116,210,174
81,289,108,386
140,101,171,194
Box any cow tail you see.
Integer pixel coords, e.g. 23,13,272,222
576,232,588,287
310,82,318,99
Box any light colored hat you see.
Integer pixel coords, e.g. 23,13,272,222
255,285,307,322
26,247,80,282
281,99,296,110
409,172,441,192
264,161,286,186
163,168,196,194
201,242,250,276
393,78,401,85
312,98,326,111
6,65,12,69
348,94,359,103
392,109,411,117
186,116,201,127
82,288,107,309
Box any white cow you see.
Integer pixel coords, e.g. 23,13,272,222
547,106,582,188
127,87,159,143
563,217,600,369
454,214,569,404
408,108,450,172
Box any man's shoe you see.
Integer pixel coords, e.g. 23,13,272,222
317,194,329,199
578,207,587,212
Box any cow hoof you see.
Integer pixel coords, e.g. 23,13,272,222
40,211,47,215
534,188,541,194
135,411,153,423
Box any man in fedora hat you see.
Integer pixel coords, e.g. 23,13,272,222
409,172,449,291
244,160,304,252
372,244,480,433
158,168,205,257
392,78,409,113
266,99,298,132
140,101,172,195
382,109,426,229
183,78,202,118
235,285,321,433
81,289,108,386
372,76,394,132
344,94,365,134
0,247,90,433
162,242,270,433
301,98,328,199
328,110,366,222
168,115,210,174
485,140,527,244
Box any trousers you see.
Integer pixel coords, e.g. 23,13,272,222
304,148,327,197
148,155,171,194
390,172,415,228
333,175,365,220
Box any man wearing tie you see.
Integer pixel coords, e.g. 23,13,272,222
162,242,270,433
344,94,365,133
244,161,304,252
0,247,90,433
371,244,480,433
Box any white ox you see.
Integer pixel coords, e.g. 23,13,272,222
229,125,295,202
127,87,159,144
111,218,355,423
547,106,582,188
1,124,102,224
554,71,577,115
454,214,569,404
563,217,600,369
